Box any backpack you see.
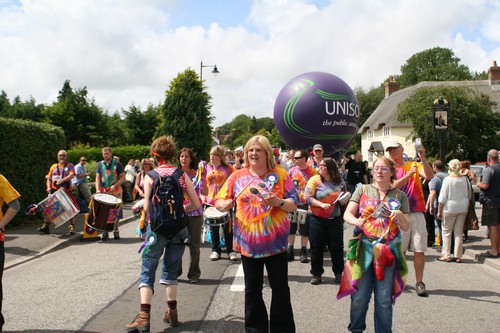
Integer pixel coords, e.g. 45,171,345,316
148,168,187,236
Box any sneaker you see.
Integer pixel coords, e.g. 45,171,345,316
101,231,109,241
229,252,238,261
113,230,121,240
189,278,199,284
416,282,429,297
299,252,309,263
38,223,50,234
287,249,294,262
126,311,150,332
310,275,322,285
210,251,220,261
68,224,75,235
164,308,178,327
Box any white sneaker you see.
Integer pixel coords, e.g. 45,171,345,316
210,251,220,261
229,252,238,261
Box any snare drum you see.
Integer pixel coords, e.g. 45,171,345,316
289,208,308,224
86,193,123,231
204,206,230,227
39,188,80,228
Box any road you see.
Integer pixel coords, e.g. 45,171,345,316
3,215,500,332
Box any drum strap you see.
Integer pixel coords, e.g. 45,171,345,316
102,160,116,188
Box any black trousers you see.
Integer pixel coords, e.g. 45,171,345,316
241,252,295,333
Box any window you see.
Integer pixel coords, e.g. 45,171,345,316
383,126,390,137
368,151,374,163
367,130,374,139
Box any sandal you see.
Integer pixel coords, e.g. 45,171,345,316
455,258,462,263
481,251,500,258
437,257,451,262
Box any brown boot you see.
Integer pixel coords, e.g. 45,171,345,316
164,308,178,327
126,311,150,332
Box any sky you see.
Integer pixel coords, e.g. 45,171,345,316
1,0,499,127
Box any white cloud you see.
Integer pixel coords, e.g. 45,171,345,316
0,0,499,128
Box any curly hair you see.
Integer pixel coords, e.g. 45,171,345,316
150,135,177,162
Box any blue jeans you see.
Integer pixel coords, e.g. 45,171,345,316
348,260,395,333
241,252,295,333
308,214,344,276
139,226,186,291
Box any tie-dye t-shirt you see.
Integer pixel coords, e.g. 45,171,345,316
396,162,426,212
216,166,299,258
204,163,234,205
305,175,346,219
288,165,318,205
183,169,204,217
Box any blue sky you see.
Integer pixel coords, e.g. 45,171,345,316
0,0,499,128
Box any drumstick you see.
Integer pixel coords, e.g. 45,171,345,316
232,176,256,202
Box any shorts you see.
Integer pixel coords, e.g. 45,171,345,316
401,212,428,253
481,204,500,227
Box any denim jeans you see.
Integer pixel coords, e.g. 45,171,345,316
308,214,344,276
139,226,185,291
241,252,295,333
348,261,396,333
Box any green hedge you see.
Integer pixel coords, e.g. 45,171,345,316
0,117,66,225
0,117,151,226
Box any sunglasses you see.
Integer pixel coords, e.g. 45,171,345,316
294,156,304,160
80,159,87,162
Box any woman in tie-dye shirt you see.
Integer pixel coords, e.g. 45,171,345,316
216,135,299,333
304,157,348,286
204,145,235,261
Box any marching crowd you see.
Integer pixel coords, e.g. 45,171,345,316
0,136,498,333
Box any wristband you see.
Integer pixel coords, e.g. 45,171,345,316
279,199,285,208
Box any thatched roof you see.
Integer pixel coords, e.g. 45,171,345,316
359,80,500,133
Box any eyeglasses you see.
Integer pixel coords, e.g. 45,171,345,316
373,166,391,172
80,159,87,162
318,164,327,168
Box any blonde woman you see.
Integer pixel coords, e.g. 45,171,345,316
437,159,471,263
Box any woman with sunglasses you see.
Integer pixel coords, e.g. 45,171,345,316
304,157,349,285
337,156,410,333
133,158,154,238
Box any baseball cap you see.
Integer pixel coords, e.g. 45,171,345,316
313,144,323,151
385,141,402,151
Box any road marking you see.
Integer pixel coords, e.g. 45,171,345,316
230,263,245,291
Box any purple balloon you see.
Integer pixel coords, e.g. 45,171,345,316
273,72,359,155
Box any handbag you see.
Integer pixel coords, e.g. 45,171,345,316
464,177,479,231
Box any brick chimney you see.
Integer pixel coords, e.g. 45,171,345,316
384,76,400,98
489,61,500,91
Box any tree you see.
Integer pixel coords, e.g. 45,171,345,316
398,47,473,88
396,85,500,162
156,69,213,160
123,104,160,145
354,85,385,149
45,80,107,147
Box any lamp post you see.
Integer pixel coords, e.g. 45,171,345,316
433,96,450,162
200,60,219,81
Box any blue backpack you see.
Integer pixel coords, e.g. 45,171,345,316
148,168,187,236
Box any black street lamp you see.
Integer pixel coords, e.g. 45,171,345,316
433,96,450,162
200,60,219,81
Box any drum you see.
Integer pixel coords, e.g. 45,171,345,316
86,193,123,231
204,206,230,227
289,208,308,224
39,188,80,228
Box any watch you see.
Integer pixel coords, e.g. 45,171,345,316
279,199,285,208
